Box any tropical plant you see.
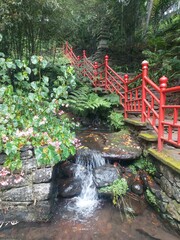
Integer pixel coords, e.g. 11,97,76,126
108,111,125,130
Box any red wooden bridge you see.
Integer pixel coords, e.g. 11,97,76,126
63,42,180,152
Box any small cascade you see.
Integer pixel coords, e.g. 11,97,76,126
67,149,106,218
76,148,106,170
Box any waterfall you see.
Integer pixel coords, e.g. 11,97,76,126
67,149,106,218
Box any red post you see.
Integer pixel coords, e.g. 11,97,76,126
70,47,73,61
94,62,98,87
77,56,80,68
141,60,149,122
124,74,129,119
104,55,109,90
158,76,168,151
65,41,68,55
83,50,86,77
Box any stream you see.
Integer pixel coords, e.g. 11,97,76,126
0,199,179,240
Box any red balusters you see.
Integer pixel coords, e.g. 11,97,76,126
141,60,149,122
83,50,86,76
158,76,168,151
94,62,98,87
124,74,129,118
104,55,109,90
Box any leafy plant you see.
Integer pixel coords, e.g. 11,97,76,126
103,93,120,106
66,85,111,116
145,189,157,206
108,111,125,130
129,157,156,175
99,178,128,206
0,56,79,171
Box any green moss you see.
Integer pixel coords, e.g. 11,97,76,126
124,118,147,126
139,132,158,142
148,148,180,174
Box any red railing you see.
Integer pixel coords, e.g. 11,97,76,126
63,42,180,151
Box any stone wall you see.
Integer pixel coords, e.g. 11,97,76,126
146,155,180,231
0,146,56,222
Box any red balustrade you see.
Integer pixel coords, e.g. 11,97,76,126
63,41,180,151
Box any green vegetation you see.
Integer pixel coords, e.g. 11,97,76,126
145,189,157,206
0,52,78,171
129,157,157,175
108,111,125,130
99,178,128,206
65,85,111,116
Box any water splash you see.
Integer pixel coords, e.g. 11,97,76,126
67,149,106,219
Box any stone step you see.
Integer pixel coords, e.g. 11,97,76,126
139,131,158,142
148,146,180,174
124,118,147,127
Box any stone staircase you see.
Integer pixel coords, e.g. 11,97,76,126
124,115,180,174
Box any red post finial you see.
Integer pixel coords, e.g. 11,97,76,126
105,55,109,61
142,60,149,70
159,76,168,89
124,74,129,82
83,50,86,58
94,62,98,69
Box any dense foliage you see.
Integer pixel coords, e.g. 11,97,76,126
0,53,79,171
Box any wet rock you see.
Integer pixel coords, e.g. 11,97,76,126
32,168,52,183
0,201,51,222
22,157,37,173
157,199,168,213
60,162,80,178
1,183,51,201
160,176,173,198
172,186,180,203
77,131,142,161
58,178,82,198
93,164,119,188
167,200,180,222
20,150,34,160
0,153,6,165
20,145,33,152
122,171,136,188
33,183,51,201
131,181,144,195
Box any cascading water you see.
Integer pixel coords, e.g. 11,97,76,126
66,149,106,219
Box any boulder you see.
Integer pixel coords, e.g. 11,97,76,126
76,131,142,161
93,164,120,188
57,178,82,198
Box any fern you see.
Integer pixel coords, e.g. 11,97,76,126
66,86,111,116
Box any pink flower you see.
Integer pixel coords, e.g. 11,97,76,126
58,110,65,116
72,138,81,148
2,135,9,143
0,180,9,186
14,176,23,184
0,167,10,177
